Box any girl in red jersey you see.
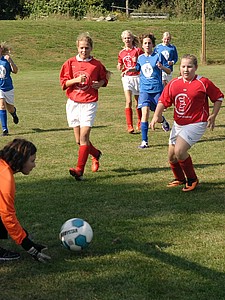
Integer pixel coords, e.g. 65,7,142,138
150,54,224,192
60,33,109,181
0,139,51,262
117,30,143,133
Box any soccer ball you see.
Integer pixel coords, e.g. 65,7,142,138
59,218,93,251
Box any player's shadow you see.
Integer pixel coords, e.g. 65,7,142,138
109,162,224,178
32,127,70,133
199,135,225,143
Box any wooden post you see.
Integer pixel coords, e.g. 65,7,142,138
201,0,206,64
126,0,129,17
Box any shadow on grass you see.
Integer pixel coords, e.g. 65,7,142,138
110,162,224,177
1,175,225,299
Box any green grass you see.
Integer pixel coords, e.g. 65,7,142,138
0,19,225,300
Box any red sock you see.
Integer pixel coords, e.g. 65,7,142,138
89,142,99,159
136,108,142,122
77,145,90,173
169,161,186,181
179,156,197,179
125,108,133,127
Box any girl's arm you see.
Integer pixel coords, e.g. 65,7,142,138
5,55,18,74
65,74,86,87
157,61,171,74
150,102,166,130
207,100,223,130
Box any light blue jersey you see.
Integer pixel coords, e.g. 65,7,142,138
135,52,169,94
155,43,178,72
0,56,13,92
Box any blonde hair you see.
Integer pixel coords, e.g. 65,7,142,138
0,42,11,55
76,33,93,49
121,30,140,47
162,32,171,38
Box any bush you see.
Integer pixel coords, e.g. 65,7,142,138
0,0,23,19
22,0,88,19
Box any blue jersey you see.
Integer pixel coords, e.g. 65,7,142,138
135,52,168,93
0,56,13,91
155,43,178,72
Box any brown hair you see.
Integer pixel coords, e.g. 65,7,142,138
139,33,156,47
0,139,37,172
181,54,198,67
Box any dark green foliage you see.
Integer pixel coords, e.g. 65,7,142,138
22,0,88,19
1,0,225,20
0,0,24,20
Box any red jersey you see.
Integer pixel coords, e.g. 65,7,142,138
60,55,108,103
159,75,224,125
0,159,26,245
118,47,143,76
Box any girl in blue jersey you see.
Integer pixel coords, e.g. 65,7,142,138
125,33,171,148
155,32,178,87
0,42,19,136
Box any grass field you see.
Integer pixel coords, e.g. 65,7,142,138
0,19,225,300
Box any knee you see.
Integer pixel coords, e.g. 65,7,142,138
174,148,184,161
0,102,6,110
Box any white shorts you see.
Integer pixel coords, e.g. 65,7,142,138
0,89,15,105
162,71,173,82
66,99,98,128
122,75,139,95
169,121,207,147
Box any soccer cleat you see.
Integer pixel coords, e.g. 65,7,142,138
2,129,9,136
138,140,149,149
11,108,19,124
182,178,199,192
0,247,20,261
167,179,186,187
127,125,134,134
69,168,83,181
161,116,170,132
91,150,102,172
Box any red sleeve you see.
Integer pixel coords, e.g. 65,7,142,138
0,160,27,245
59,58,73,91
99,62,108,87
202,77,224,102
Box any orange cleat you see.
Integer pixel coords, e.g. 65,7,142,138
167,179,186,188
91,151,102,172
182,178,199,192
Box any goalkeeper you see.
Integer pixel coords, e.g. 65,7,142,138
0,138,51,262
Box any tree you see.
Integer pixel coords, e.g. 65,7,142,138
0,0,24,19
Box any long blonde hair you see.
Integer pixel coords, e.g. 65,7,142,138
121,30,140,47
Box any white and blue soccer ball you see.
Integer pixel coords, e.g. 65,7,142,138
59,218,93,251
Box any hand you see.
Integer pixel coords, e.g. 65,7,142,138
4,54,10,61
21,236,51,263
207,115,216,131
150,115,161,131
156,61,163,69
27,243,51,263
